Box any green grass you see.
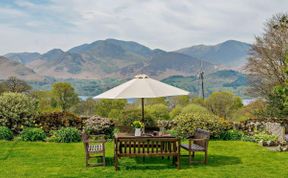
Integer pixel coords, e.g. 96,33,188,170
0,141,288,178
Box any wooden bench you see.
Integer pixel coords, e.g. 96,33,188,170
114,133,181,170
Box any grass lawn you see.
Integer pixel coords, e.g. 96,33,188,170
0,141,288,178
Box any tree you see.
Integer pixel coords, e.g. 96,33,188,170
0,92,39,133
145,104,170,121
95,99,127,118
31,90,60,113
0,76,31,93
70,98,97,116
245,13,288,97
51,82,79,112
205,91,243,119
168,95,190,107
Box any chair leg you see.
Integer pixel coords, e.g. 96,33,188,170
189,150,192,165
177,153,180,169
192,152,195,158
114,155,118,171
204,151,208,164
102,155,106,166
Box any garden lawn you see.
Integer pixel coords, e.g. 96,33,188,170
0,141,288,178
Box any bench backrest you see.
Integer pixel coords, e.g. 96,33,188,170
115,137,180,156
194,128,210,148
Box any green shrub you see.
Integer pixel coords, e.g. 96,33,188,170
83,116,114,138
174,112,231,138
145,104,170,120
0,92,39,133
121,109,155,127
0,126,13,140
35,112,82,133
219,129,244,140
181,104,209,114
253,132,278,142
241,135,256,142
21,128,46,141
49,127,80,143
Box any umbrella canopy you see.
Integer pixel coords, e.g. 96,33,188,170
94,74,189,121
94,74,189,99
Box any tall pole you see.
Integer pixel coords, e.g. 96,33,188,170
200,71,205,99
141,98,144,122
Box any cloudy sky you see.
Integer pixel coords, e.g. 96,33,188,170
0,0,287,54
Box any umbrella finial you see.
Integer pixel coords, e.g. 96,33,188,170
134,74,149,79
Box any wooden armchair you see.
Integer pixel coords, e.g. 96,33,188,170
82,133,106,167
181,128,210,164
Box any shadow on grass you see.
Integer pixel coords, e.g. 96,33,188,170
103,154,241,170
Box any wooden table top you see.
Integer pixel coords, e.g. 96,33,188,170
115,132,174,138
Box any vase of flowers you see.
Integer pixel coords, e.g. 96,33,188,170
131,121,144,136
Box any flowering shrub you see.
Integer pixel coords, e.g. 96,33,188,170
157,120,175,130
0,92,39,133
83,116,114,138
174,112,231,138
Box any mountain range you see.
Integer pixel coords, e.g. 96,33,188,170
2,39,250,81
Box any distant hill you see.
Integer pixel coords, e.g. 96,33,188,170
175,40,251,68
162,69,248,98
0,56,42,80
4,39,218,80
5,52,41,64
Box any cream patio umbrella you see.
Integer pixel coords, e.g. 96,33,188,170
93,74,189,121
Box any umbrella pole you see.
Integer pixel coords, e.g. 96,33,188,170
141,98,145,133
141,98,144,122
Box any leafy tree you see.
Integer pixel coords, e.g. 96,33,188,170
95,99,127,118
205,91,243,119
181,103,209,114
70,98,97,116
245,13,288,97
0,76,31,93
145,104,170,121
31,90,60,113
51,82,79,112
0,92,39,133
168,95,190,107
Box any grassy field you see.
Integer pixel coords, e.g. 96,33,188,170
0,141,288,178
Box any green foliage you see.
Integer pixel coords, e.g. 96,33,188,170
34,112,82,133
174,112,229,138
95,99,127,119
168,95,190,107
181,103,209,114
131,121,144,128
49,127,81,143
0,92,39,133
31,90,61,113
219,130,244,140
120,108,155,128
266,84,288,117
145,104,170,121
70,98,97,116
253,132,278,142
21,128,46,141
0,126,13,140
205,91,243,119
169,105,182,119
83,116,114,138
0,76,32,93
51,82,79,112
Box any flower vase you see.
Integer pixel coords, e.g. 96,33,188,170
135,128,141,136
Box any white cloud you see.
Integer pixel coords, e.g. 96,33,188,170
0,0,287,54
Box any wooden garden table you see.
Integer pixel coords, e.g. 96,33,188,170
114,133,181,170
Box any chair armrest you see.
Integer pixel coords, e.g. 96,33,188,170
83,140,106,143
189,138,208,141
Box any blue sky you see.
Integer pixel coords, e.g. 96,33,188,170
0,0,287,54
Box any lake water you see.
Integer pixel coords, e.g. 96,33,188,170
80,96,255,105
